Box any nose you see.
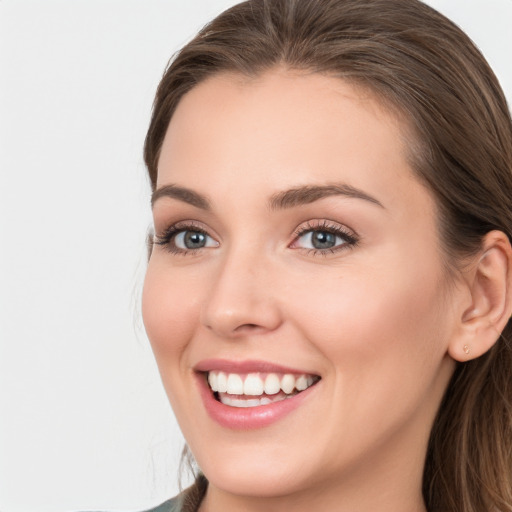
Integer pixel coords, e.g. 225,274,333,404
200,249,282,339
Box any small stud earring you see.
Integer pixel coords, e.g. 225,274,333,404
463,344,470,355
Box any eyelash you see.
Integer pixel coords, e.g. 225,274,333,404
292,220,359,256
153,220,359,256
154,221,212,256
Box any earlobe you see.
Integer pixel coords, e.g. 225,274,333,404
448,231,512,362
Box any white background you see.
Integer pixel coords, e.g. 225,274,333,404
0,1,511,511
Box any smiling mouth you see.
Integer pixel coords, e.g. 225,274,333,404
206,371,321,408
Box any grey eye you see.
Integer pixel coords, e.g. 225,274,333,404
311,231,337,249
296,230,346,250
175,230,216,250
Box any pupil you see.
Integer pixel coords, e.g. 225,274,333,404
184,231,206,249
312,231,335,249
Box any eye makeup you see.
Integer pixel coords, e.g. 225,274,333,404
290,219,359,256
153,220,218,255
153,217,359,258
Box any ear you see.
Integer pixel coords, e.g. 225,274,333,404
448,230,512,362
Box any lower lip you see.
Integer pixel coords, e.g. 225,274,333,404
196,373,318,430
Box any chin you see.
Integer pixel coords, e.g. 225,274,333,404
199,455,313,498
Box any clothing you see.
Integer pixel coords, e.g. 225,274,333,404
143,475,207,512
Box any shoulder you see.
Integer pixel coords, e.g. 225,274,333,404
143,474,208,512
82,495,182,512
142,496,182,512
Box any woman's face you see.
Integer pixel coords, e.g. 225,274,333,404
143,70,459,503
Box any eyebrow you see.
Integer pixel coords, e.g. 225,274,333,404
269,184,384,210
151,182,384,210
151,184,211,210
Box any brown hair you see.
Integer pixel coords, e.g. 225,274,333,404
144,1,512,510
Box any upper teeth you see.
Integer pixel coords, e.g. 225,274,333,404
207,371,317,396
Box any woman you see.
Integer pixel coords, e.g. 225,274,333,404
141,0,512,510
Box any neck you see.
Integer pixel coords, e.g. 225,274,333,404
198,439,429,512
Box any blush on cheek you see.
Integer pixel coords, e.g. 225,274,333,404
294,265,445,364
142,270,195,357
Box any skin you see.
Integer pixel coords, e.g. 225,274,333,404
143,69,476,512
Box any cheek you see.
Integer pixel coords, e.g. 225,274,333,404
142,260,201,364
280,257,453,451
286,255,449,374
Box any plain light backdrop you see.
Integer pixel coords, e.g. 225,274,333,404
1,1,511,511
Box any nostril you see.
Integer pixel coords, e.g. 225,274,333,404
234,323,262,332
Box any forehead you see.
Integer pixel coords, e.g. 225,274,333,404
157,68,428,214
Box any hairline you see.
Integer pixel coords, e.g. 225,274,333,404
153,65,467,282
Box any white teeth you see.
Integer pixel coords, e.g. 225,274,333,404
217,372,227,393
264,374,281,395
296,375,308,391
208,372,218,391
281,374,295,394
219,393,288,408
226,373,244,395
244,373,264,395
207,370,319,399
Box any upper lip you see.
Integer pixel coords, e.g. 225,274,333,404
194,358,320,376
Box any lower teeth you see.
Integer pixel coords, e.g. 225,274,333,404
216,391,298,408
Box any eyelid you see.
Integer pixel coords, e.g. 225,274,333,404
289,219,359,253
152,218,358,257
153,220,219,255
154,219,206,240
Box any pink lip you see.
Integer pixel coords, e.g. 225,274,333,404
194,358,314,375
194,359,320,430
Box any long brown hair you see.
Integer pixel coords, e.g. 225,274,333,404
144,1,512,510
